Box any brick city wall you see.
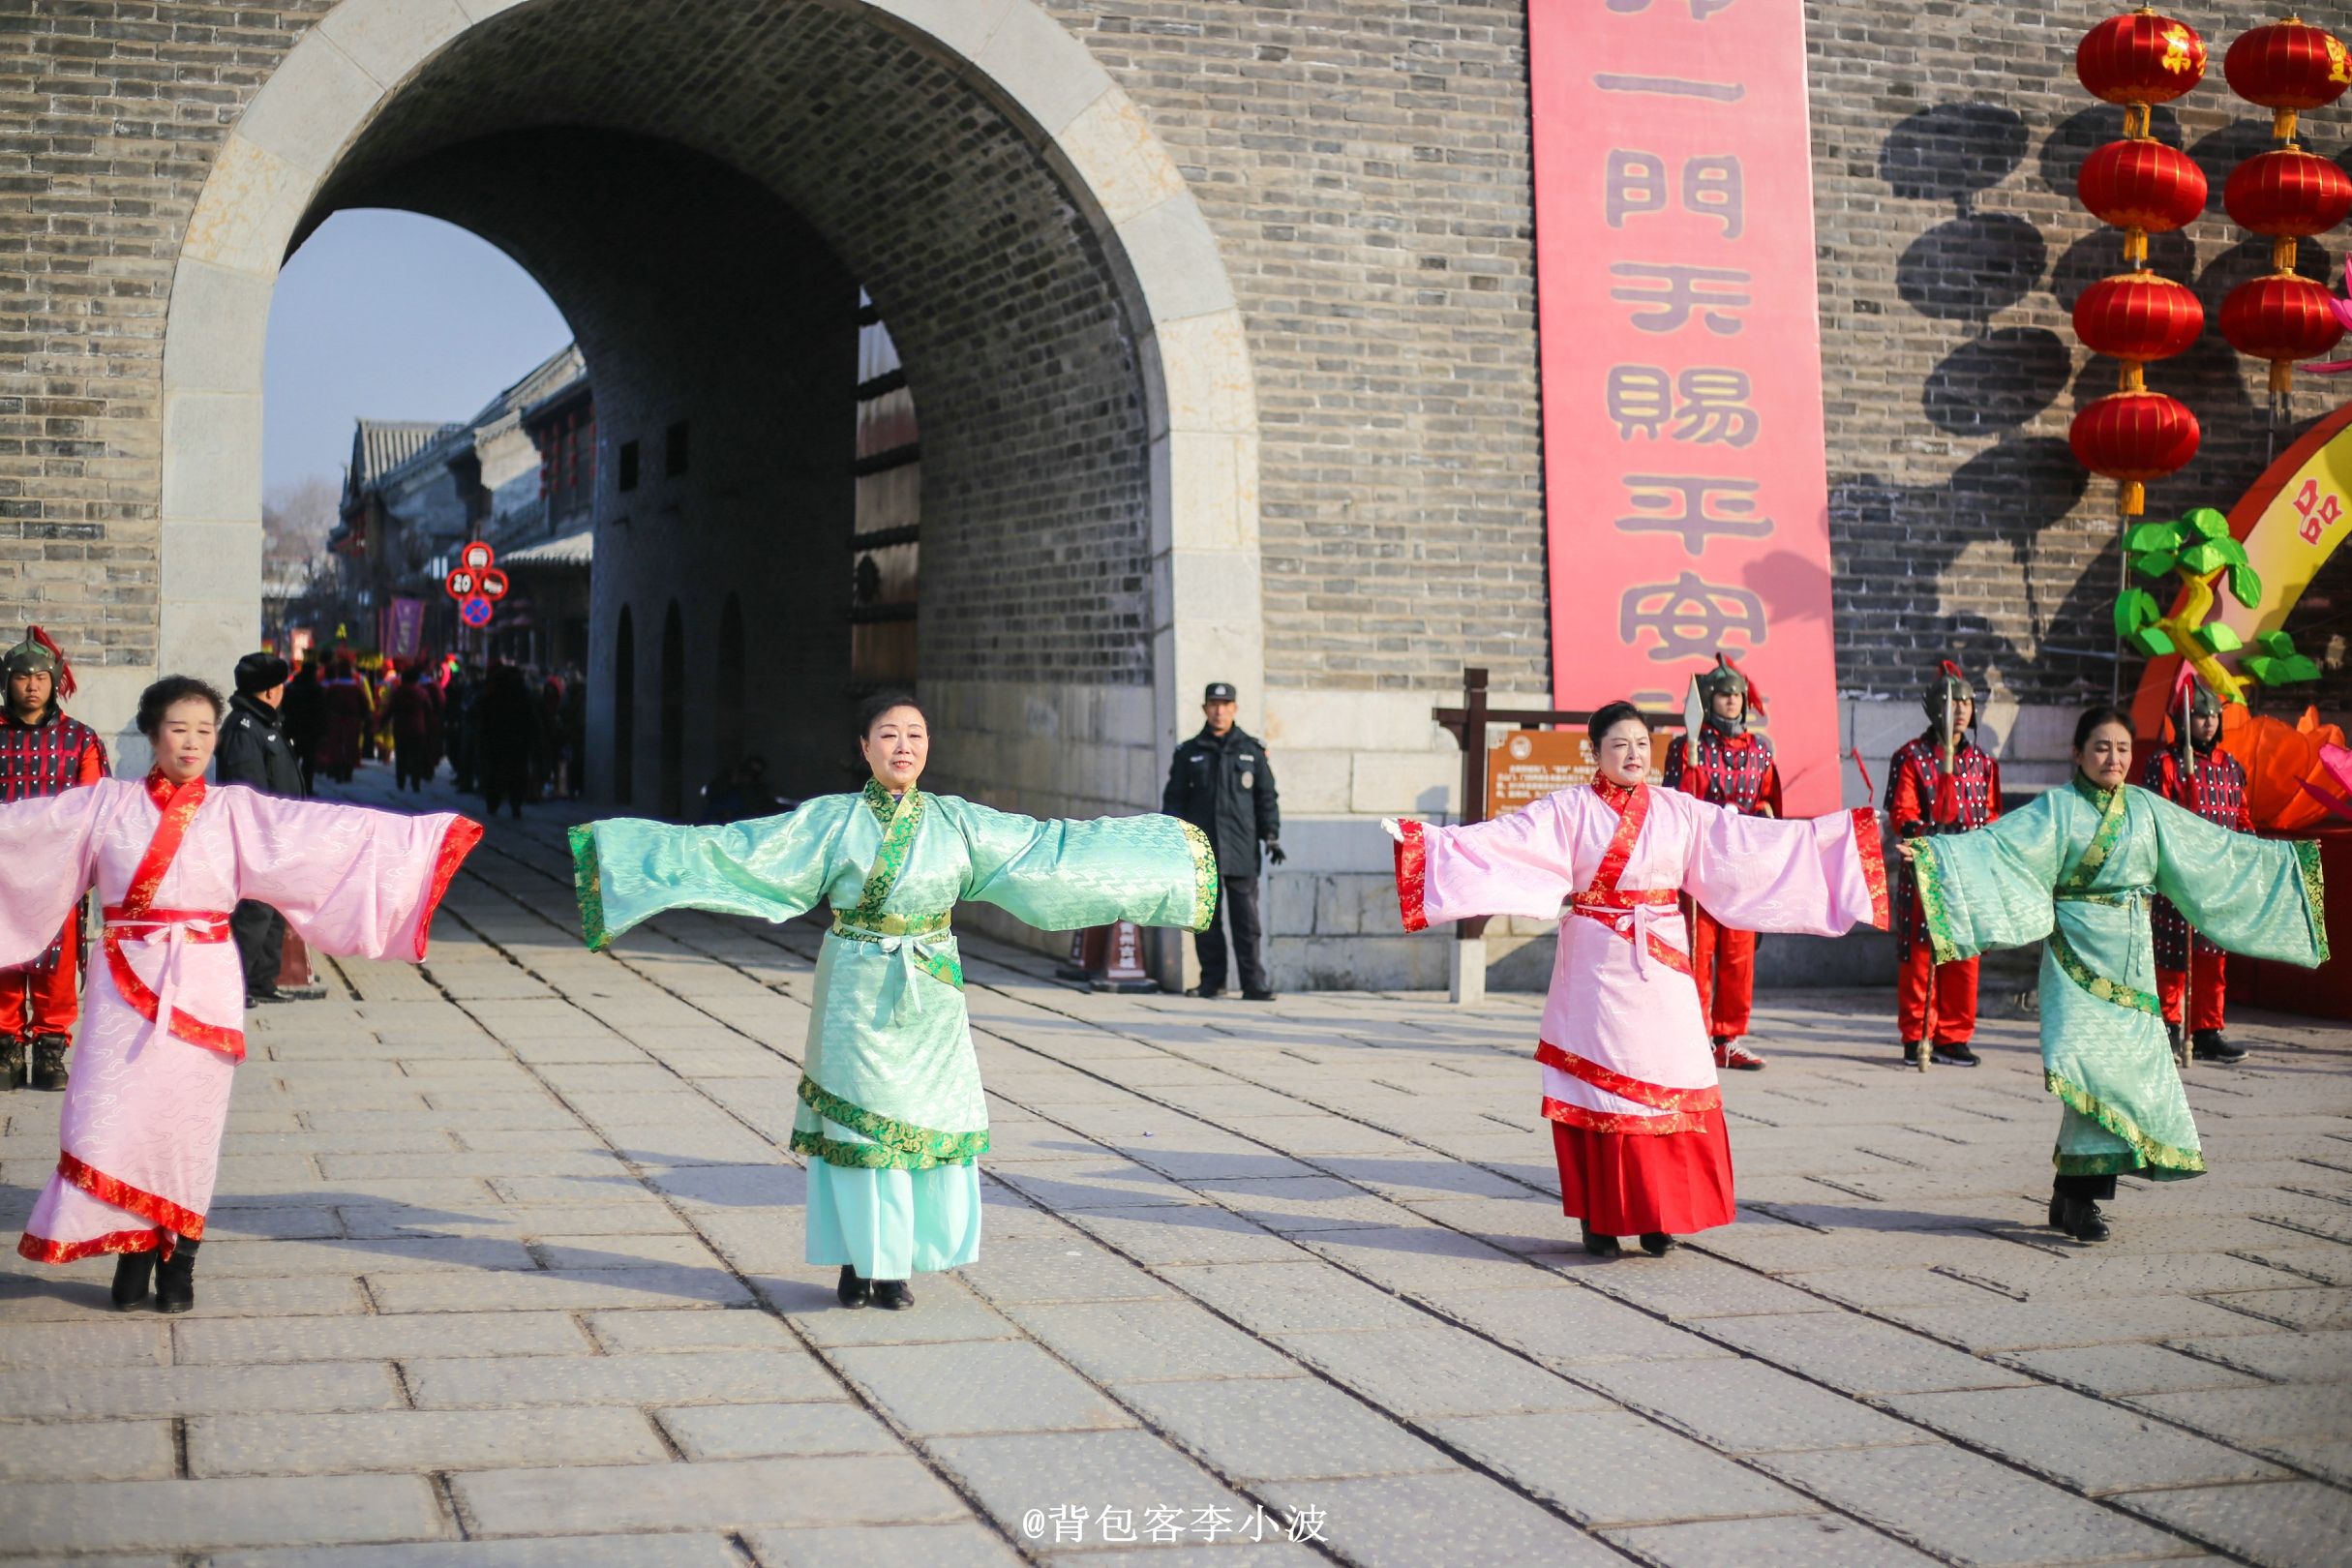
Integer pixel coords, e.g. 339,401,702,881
1,0,2344,731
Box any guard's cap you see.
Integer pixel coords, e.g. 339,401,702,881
1203,681,1238,704
234,651,290,696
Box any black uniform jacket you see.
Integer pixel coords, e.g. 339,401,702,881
1161,724,1280,879
215,692,305,798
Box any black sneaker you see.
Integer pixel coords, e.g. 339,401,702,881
1930,1043,1980,1068
1242,988,1278,1002
1191,985,1224,1000
1902,1040,1922,1066
2192,1031,2246,1065
1,1037,25,1092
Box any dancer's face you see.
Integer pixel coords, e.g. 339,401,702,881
2075,721,2132,790
1595,719,1650,787
860,707,929,793
153,697,219,784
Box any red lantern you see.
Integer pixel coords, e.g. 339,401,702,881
2069,390,2200,515
2224,15,2351,138
2078,139,2207,257
2073,272,2205,372
2219,272,2348,394
2222,148,2352,236
2078,11,2210,112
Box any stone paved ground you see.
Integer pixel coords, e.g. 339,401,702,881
4,767,2349,1566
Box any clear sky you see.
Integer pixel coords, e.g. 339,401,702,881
262,209,575,495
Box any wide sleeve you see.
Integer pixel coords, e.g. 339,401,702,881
2145,790,2327,968
950,799,1218,934
569,796,854,951
220,788,482,962
1395,794,1583,931
1679,795,1887,935
0,780,113,967
1907,789,2066,963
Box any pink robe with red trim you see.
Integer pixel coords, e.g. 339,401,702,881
0,773,480,1262
1397,781,1886,1138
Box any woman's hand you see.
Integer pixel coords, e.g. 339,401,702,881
1896,839,1917,860
1380,817,1408,843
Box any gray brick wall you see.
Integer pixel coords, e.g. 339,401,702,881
0,0,2343,715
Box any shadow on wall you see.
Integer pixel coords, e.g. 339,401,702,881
1835,100,2346,707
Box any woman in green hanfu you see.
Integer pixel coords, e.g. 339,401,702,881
568,692,1217,1309
1904,705,2326,1244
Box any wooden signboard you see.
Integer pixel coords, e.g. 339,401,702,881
1485,728,1668,820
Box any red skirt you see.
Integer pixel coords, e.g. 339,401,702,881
1553,1106,1735,1236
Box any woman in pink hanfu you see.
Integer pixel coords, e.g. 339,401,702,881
1387,702,1888,1257
0,676,481,1312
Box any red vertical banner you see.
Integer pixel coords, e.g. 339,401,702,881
1531,0,1843,815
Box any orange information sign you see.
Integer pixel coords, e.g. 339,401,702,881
1486,728,1668,820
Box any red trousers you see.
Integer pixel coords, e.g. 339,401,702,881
0,917,80,1038
1689,907,1755,1040
2158,950,2225,1032
1897,942,1978,1044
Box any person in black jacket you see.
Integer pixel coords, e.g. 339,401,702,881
1161,681,1283,1000
216,651,304,1004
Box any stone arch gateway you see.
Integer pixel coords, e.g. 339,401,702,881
158,0,1262,930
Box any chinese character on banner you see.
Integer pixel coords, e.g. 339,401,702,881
1532,0,1842,812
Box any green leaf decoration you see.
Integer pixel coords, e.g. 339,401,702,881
2227,564,2262,607
2183,506,2231,540
2177,541,2230,575
2210,538,2249,569
2125,521,2183,552
2257,630,2297,656
2276,655,2321,683
2133,549,2180,579
2129,625,2177,656
2113,588,2159,636
2197,622,2244,653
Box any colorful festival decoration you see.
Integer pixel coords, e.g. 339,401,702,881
2217,14,2350,398
2128,403,2352,745
2069,10,2210,516
2218,701,2352,832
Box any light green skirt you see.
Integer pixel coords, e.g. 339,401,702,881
803,1159,982,1280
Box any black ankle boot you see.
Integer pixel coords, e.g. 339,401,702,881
836,1264,871,1309
30,1033,68,1091
1640,1232,1678,1257
1580,1222,1621,1259
872,1279,914,1311
2192,1030,2246,1065
111,1247,157,1310
154,1239,199,1313
2059,1195,2109,1243
0,1037,23,1092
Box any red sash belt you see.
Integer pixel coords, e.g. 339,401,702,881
104,903,243,1059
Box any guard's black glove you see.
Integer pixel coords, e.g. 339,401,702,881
1265,840,1286,866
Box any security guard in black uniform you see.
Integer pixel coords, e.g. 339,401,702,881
1161,681,1282,1000
215,651,304,1004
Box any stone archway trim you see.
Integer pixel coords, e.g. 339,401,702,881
161,0,1261,756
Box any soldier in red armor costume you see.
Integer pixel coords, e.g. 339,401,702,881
1662,655,1779,1070
0,626,107,1091
2141,680,2252,1065
1885,660,2001,1067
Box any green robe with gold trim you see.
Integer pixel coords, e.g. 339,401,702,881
570,781,1215,1274
1914,778,2326,1179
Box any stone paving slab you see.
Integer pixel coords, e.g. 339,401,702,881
5,777,2344,1563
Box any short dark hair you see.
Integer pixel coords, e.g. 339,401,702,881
136,675,225,739
1586,700,1649,749
855,689,927,739
2071,704,2133,754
